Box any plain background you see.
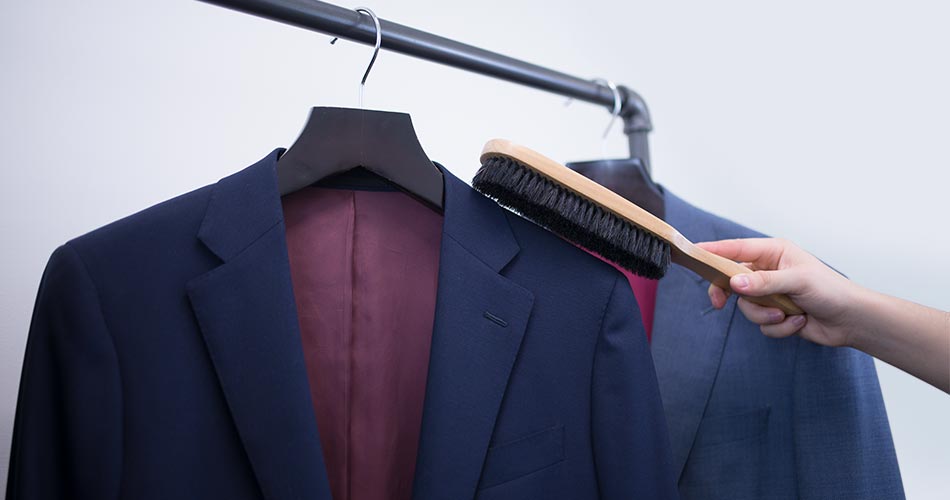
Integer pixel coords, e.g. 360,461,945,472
2,0,948,496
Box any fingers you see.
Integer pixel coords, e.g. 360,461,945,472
736,298,807,338
730,269,802,297
707,283,731,309
760,314,807,338
696,238,791,270
737,297,786,325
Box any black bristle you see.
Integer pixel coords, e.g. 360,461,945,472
472,155,671,280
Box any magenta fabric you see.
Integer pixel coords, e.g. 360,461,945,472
282,186,443,500
582,249,658,341
624,272,657,342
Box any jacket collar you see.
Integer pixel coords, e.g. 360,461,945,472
196,149,286,262
651,188,739,480
187,150,532,500
196,150,521,272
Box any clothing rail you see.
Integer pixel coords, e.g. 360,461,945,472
198,0,653,169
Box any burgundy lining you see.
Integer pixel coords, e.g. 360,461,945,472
282,186,443,500
582,248,658,341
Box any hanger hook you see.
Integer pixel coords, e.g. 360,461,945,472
354,7,381,86
563,78,623,138
591,78,622,138
330,7,382,107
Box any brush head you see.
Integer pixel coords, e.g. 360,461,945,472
473,154,671,280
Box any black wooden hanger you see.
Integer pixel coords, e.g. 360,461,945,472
276,7,444,210
566,79,664,220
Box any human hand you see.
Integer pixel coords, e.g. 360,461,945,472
696,238,865,348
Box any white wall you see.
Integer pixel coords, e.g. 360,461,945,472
2,0,947,496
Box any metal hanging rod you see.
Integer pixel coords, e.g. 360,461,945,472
197,0,653,165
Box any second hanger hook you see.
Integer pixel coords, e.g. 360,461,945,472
330,6,382,107
591,78,622,139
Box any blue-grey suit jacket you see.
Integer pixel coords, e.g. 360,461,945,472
6,150,679,500
653,190,904,499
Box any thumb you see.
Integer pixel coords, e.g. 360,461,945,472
730,270,801,297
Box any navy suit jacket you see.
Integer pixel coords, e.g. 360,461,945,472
652,190,903,499
6,150,678,500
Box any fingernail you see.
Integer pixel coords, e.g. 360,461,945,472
792,315,806,326
733,275,750,290
769,311,784,323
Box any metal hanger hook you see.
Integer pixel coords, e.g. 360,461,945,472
354,7,381,86
330,7,382,107
591,78,622,139
563,78,623,139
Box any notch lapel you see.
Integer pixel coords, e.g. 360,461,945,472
651,190,737,479
412,168,535,500
186,150,332,500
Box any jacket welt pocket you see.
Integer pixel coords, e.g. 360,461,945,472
479,425,565,489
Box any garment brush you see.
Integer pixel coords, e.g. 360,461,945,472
472,139,803,315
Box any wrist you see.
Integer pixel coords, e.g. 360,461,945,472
841,283,880,350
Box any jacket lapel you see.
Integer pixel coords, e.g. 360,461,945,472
186,150,332,500
412,167,535,500
185,153,532,500
651,190,738,479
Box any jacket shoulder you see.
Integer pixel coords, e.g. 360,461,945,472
501,210,628,289
664,190,765,242
61,184,217,284
67,184,214,254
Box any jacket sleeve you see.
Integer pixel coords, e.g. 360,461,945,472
6,244,123,500
591,275,679,499
793,341,905,499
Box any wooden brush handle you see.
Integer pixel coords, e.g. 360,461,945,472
670,233,805,315
480,139,805,316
